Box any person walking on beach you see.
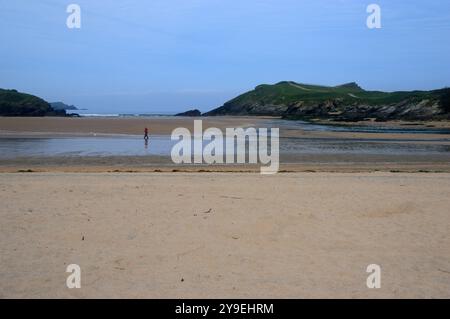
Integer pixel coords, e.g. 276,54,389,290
144,127,149,140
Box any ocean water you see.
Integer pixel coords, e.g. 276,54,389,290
68,110,176,118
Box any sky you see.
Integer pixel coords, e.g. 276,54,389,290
1,0,450,114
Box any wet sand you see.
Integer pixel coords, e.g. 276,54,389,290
1,172,449,298
1,116,450,173
1,116,449,141
311,118,450,130
0,116,266,136
1,154,450,173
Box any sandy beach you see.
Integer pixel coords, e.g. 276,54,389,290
1,117,450,298
1,172,449,298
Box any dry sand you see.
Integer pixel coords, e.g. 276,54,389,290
1,172,450,298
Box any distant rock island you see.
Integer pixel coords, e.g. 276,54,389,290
50,102,78,111
205,81,450,121
175,109,202,117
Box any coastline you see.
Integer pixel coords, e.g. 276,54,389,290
1,116,450,173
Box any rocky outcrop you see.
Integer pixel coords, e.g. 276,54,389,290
175,109,202,117
205,82,450,121
50,102,78,111
283,98,444,122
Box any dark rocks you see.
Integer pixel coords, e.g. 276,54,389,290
175,109,201,117
50,102,78,111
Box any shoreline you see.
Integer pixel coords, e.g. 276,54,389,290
1,116,450,173
1,157,450,173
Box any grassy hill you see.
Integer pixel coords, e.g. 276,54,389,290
205,81,450,121
0,89,66,116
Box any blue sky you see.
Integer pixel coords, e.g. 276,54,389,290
1,0,450,113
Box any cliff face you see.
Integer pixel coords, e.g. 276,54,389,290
0,89,66,116
205,81,450,121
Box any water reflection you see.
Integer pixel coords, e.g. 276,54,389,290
0,135,449,159
0,136,173,159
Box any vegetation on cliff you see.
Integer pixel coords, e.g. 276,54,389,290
0,89,66,116
205,81,450,121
